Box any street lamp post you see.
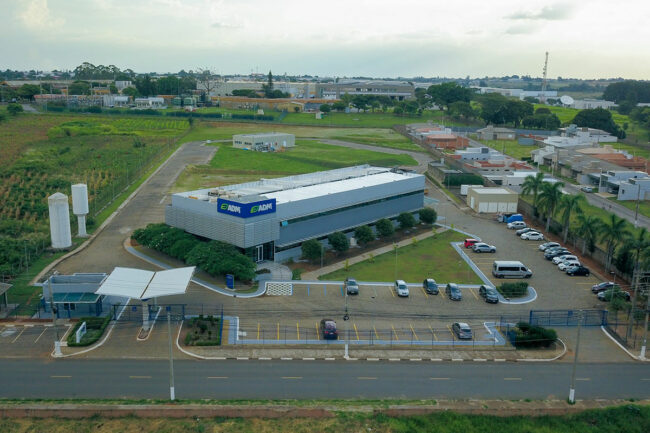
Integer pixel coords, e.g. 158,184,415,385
640,292,649,359
394,243,398,281
343,289,350,359
167,311,175,400
568,310,583,404
48,271,62,357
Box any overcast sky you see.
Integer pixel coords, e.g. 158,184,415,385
2,0,649,79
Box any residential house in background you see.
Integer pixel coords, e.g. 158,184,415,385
476,125,516,141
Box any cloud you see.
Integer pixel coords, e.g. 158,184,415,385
211,21,242,29
18,0,64,30
504,24,539,35
508,3,573,21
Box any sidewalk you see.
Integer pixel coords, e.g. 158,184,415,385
301,226,446,280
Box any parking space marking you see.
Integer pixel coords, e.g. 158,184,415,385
373,326,380,340
469,288,479,300
429,325,438,341
409,324,419,341
11,327,26,343
315,322,320,340
389,286,396,297
447,324,453,335
257,323,260,340
353,323,360,341
420,287,429,298
34,327,48,343
296,322,300,340
391,324,400,340
277,323,280,341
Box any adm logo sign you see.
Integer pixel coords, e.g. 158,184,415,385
217,198,276,218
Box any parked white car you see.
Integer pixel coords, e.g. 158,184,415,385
553,254,578,265
521,231,544,241
558,259,581,271
539,242,560,251
507,221,527,230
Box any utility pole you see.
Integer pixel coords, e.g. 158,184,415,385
48,272,62,357
167,311,175,400
343,289,349,359
641,289,649,360
633,186,641,228
394,243,398,281
568,310,583,404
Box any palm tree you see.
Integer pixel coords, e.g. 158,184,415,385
625,228,649,338
575,214,601,255
599,214,630,273
537,181,565,232
558,194,584,243
521,173,545,216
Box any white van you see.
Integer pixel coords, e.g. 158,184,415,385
492,261,532,279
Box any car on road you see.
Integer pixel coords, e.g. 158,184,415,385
395,280,409,297
479,285,499,303
464,238,479,248
452,322,473,340
539,242,561,251
472,242,496,253
344,277,359,295
558,259,581,271
423,278,439,295
515,227,534,236
566,265,590,276
445,283,462,301
553,254,578,265
320,319,338,340
544,248,570,260
591,281,618,293
597,289,631,302
507,221,527,230
580,186,594,193
521,231,544,241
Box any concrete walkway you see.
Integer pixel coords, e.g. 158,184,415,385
301,226,444,280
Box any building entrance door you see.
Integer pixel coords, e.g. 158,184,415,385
256,245,264,263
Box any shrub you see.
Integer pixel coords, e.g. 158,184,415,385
327,231,349,254
292,268,303,280
397,212,416,230
7,103,23,116
497,282,529,298
301,239,323,263
512,322,557,348
375,218,394,238
354,225,375,245
419,207,437,225
67,314,112,347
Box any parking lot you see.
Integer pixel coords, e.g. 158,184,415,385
0,323,67,357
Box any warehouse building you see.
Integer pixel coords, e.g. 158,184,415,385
466,187,518,213
166,165,425,262
232,132,295,151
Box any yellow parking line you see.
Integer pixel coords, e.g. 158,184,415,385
389,285,395,297
410,324,419,341
391,324,400,340
374,326,380,340
469,288,479,300
11,327,26,343
296,322,300,340
429,325,438,341
257,323,260,340
447,324,453,334
421,287,429,298
316,322,320,340
277,323,280,341
353,323,359,340
34,327,48,343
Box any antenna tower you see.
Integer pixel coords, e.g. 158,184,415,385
540,51,549,104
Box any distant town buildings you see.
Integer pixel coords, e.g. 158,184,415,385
232,132,295,152
476,125,516,141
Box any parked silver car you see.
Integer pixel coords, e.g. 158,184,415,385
472,242,496,253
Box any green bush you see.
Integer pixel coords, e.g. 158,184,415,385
67,314,112,347
375,218,394,238
497,282,529,298
301,239,323,263
7,103,23,116
512,322,557,348
418,207,437,224
327,231,350,254
354,225,375,245
292,268,303,280
397,212,416,230
446,174,484,187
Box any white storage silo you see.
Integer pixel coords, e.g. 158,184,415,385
48,192,72,249
71,183,89,237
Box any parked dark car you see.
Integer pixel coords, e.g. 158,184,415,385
423,278,439,295
591,281,618,294
539,242,560,251
597,289,631,302
479,285,499,304
566,265,590,276
320,319,338,339
445,283,462,301
344,277,359,295
544,248,570,260
452,322,473,340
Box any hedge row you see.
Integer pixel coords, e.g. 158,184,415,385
66,314,112,347
511,322,557,348
497,282,529,298
132,223,256,281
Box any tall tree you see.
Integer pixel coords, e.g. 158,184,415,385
574,214,601,255
262,70,274,98
558,194,584,243
572,108,625,138
521,173,545,215
599,214,630,272
134,75,156,97
537,181,565,232
426,82,473,110
625,228,649,338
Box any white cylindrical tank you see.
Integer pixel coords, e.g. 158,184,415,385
48,192,72,249
71,184,89,215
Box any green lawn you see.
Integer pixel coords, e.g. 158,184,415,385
279,110,444,127
208,140,418,175
329,131,423,151
608,197,650,219
476,139,536,160
320,230,483,284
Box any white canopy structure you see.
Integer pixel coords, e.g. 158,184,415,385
95,267,195,300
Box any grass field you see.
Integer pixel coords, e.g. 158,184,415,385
0,404,647,433
608,197,650,219
476,139,536,160
279,110,448,127
320,230,483,284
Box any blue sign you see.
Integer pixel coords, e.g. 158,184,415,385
217,198,276,219
226,274,234,289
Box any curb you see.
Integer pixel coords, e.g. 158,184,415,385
600,326,649,362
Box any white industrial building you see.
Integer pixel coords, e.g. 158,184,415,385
232,132,295,151
571,99,617,110
134,97,166,109
466,187,518,213
454,146,504,161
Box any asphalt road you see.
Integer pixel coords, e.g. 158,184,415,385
1,359,648,400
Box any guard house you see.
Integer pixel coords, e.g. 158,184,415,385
232,132,295,151
41,273,108,318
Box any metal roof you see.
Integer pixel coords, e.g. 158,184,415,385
52,292,101,304
95,267,195,300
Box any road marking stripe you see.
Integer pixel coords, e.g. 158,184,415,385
277,323,280,341
576,378,591,381
281,357,293,360
429,324,438,341
388,358,401,361
236,357,249,360
469,288,479,300
641,379,650,381
258,357,272,360
410,358,422,361
357,377,376,380
504,377,522,380
474,359,487,362
494,359,506,362
34,327,48,343
421,287,428,298
303,357,315,360
51,375,71,378
367,358,380,361
410,324,419,341
451,358,463,362
430,377,450,380
208,376,228,379
316,322,320,340
257,323,260,340
296,322,300,340
430,358,442,361
391,324,399,340
353,323,360,341
282,376,302,379
11,327,26,343
129,376,151,379
325,358,335,361
374,326,380,340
